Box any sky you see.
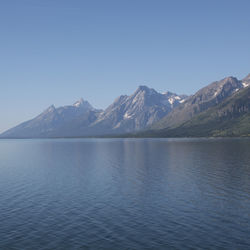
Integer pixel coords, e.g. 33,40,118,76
0,0,250,132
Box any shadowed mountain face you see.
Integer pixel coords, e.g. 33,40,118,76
152,76,247,130
1,86,186,138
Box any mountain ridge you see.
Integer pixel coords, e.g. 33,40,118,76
1,86,186,138
2,73,250,138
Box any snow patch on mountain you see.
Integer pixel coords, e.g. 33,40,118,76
242,82,249,88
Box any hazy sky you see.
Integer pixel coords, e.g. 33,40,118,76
0,0,250,132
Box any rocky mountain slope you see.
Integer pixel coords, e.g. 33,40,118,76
152,76,248,130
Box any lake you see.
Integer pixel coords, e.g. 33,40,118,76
0,138,250,249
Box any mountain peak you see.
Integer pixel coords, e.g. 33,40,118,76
135,85,158,95
73,98,94,110
73,98,85,107
138,85,149,91
45,105,56,113
221,76,238,84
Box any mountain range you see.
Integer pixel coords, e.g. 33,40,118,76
1,73,250,138
1,86,187,138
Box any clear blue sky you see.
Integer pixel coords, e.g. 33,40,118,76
0,0,250,132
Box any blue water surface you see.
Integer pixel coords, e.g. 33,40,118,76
0,138,250,249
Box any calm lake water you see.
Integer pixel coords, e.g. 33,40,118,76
1,138,250,249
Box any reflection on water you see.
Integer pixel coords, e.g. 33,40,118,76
0,138,250,249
